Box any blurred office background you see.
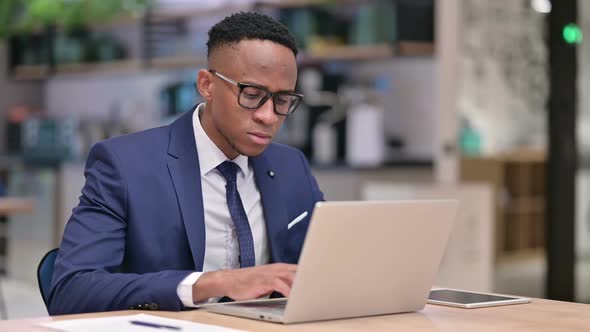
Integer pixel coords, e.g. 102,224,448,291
0,0,588,319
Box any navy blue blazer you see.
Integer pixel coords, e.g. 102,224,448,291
48,109,324,315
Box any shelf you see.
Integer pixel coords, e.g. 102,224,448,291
12,60,142,79
0,197,35,215
397,41,435,56
462,149,546,164
55,59,142,76
148,44,400,70
15,12,142,35
148,0,390,21
312,158,433,170
149,44,401,71
500,149,546,163
496,248,545,264
302,41,434,62
255,0,360,9
303,44,394,62
148,4,251,23
149,56,207,70
87,12,142,29
12,64,51,80
301,42,434,62
148,0,339,20
10,42,432,79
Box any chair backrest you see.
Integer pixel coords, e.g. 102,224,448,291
37,248,58,309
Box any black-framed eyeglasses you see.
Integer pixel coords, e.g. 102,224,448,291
209,69,303,116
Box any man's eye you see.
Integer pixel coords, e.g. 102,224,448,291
275,97,288,105
243,93,261,99
242,87,263,99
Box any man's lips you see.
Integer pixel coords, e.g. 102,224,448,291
249,132,271,139
248,132,272,144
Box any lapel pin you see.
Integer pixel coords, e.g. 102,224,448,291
268,170,275,178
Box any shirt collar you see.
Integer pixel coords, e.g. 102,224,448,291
192,103,249,177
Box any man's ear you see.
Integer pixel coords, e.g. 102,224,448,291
196,69,214,101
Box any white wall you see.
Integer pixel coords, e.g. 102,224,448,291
45,70,195,131
352,58,438,159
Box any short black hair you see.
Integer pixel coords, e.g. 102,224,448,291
207,12,298,58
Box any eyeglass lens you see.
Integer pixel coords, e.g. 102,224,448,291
238,85,300,115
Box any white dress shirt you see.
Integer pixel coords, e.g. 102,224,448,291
176,104,270,307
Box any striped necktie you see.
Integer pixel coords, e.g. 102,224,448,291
216,161,256,268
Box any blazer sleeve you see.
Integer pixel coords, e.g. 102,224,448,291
48,141,192,315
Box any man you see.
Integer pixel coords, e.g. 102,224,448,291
48,12,324,315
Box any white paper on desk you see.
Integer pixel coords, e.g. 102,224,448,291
39,313,244,332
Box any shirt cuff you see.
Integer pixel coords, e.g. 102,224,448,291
176,272,221,308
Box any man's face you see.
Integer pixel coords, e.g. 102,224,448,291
198,39,298,159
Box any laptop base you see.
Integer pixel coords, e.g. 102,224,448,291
205,299,288,323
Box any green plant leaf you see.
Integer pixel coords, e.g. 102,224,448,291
0,0,154,38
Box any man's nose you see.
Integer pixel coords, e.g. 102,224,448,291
252,97,279,125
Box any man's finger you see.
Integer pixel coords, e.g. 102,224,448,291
277,270,296,286
272,278,291,297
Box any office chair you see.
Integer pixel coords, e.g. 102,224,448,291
37,248,58,310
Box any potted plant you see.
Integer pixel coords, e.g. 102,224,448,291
0,0,152,38
1,0,152,69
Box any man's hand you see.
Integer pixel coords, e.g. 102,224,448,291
192,263,297,303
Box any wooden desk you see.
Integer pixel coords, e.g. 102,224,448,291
1,299,588,331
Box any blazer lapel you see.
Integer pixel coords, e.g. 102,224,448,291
167,109,206,271
251,153,289,263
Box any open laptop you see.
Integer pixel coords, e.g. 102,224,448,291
204,200,458,324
